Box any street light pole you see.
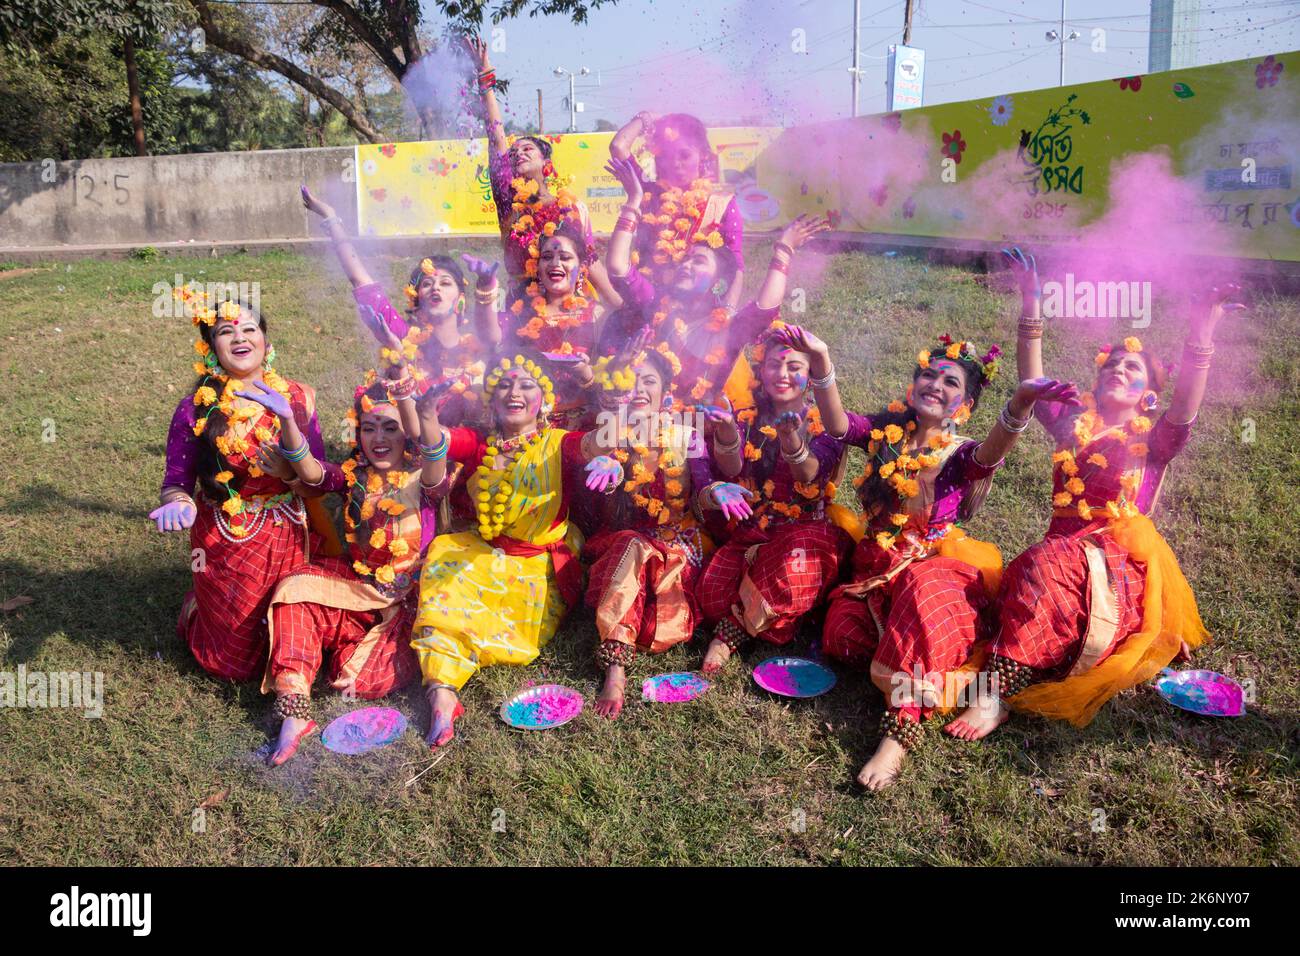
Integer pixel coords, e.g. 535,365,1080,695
1044,0,1080,86
553,65,590,132
849,0,861,117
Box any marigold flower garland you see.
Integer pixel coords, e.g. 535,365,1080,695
641,178,726,268
1053,336,1155,519
474,355,556,540
180,289,294,536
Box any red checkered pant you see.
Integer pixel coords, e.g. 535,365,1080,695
824,557,990,675
269,583,419,698
583,529,700,652
697,519,850,645
180,504,313,682
993,529,1145,676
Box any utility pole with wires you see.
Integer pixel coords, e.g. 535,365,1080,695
902,0,914,46
554,65,590,133
849,0,862,117
537,88,544,134
1045,0,1080,86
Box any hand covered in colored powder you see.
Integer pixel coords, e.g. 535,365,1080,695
1015,377,1081,409
235,380,293,420
149,499,196,533
584,455,623,494
711,482,757,521
774,324,829,358
773,409,803,437
1000,246,1041,302
460,254,500,288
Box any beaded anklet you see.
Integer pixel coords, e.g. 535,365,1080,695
596,640,636,669
275,693,311,721
990,655,1038,699
879,708,925,750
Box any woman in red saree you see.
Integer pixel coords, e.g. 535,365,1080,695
261,344,453,766
692,324,859,672
792,325,1078,789
610,111,746,309
152,292,337,682
579,346,722,718
462,35,618,304
947,248,1240,741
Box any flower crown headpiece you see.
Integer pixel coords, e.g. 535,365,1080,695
749,319,790,366
917,334,1002,383
483,354,556,413
403,258,438,307
592,342,684,394
1093,336,1167,392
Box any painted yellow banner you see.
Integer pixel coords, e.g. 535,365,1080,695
357,54,1297,261
758,51,1299,261
356,127,781,238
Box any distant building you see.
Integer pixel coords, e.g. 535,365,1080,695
1148,0,1201,72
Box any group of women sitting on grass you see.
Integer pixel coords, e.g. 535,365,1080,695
150,44,1235,789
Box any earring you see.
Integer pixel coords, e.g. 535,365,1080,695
263,343,277,370
456,294,466,315
1141,391,1158,411
543,160,555,179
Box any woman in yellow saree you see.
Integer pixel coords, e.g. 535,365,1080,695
411,351,623,747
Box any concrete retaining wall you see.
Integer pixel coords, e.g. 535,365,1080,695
0,147,359,251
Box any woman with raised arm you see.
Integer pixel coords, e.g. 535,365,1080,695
410,352,626,747
465,223,610,428
798,324,1078,790
152,292,335,682
609,111,745,309
604,154,826,408
462,35,618,305
260,337,455,766
691,322,860,672
301,185,486,426
946,248,1238,741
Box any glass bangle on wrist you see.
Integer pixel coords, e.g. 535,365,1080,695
810,365,836,390
713,432,741,454
280,439,312,463
781,443,810,465
998,402,1032,433
419,432,449,462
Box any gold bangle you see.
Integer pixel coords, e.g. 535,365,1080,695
474,286,498,303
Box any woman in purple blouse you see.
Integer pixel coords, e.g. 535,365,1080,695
947,249,1241,746
152,298,337,682
794,324,1078,790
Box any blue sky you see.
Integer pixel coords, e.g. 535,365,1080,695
440,0,1300,130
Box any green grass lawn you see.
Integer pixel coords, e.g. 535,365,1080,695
0,243,1296,865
